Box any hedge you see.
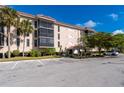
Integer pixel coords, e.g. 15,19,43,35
13,50,20,57
40,48,56,56
29,49,41,57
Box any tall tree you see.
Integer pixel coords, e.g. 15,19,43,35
102,33,114,51
80,32,89,57
0,6,18,58
19,19,34,57
113,34,124,52
85,32,114,55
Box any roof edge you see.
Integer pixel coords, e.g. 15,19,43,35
0,6,95,32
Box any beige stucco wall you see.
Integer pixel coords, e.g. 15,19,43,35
54,24,81,52
0,19,82,53
0,17,34,53
54,25,59,52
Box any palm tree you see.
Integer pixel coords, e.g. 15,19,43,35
19,20,34,57
0,6,18,58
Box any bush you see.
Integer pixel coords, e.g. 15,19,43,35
19,52,30,57
35,50,41,57
13,50,20,57
5,51,13,58
29,49,41,57
40,48,56,56
48,48,56,55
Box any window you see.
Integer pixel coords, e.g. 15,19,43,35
58,26,60,32
47,29,54,37
34,40,37,47
38,20,53,28
58,34,60,40
47,38,54,46
39,28,47,36
38,37,47,46
35,21,37,28
34,30,37,37
27,39,30,47
26,33,29,37
17,38,20,46
17,30,20,36
58,41,60,47
38,37,54,47
0,26,4,46
38,28,54,37
85,30,88,35
37,20,54,47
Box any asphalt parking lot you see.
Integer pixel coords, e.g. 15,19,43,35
0,54,124,87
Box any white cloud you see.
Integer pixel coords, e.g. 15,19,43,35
112,29,124,35
76,24,82,27
109,13,118,21
76,20,102,28
83,20,98,28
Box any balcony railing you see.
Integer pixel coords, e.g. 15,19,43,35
38,25,54,30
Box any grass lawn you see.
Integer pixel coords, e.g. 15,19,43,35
0,55,61,62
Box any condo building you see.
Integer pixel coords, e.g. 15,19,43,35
0,8,94,56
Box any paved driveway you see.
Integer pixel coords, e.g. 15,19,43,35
0,55,124,87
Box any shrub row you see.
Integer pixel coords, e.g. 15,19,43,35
40,48,56,56
29,49,41,57
5,48,56,57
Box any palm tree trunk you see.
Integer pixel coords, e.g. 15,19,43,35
98,47,101,56
84,48,87,58
23,34,26,57
7,27,11,58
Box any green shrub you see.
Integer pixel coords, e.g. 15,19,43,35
35,50,41,57
5,51,12,58
40,48,56,56
13,50,20,57
40,48,47,56
47,48,56,55
29,49,41,57
29,50,35,57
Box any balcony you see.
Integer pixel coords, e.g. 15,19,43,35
38,37,54,48
38,20,54,30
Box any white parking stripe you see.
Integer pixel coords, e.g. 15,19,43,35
38,60,44,66
11,62,18,70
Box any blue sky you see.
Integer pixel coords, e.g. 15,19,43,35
10,5,124,33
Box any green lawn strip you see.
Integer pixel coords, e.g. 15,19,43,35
0,56,61,62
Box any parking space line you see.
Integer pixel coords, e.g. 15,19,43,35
11,62,19,70
38,60,44,66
